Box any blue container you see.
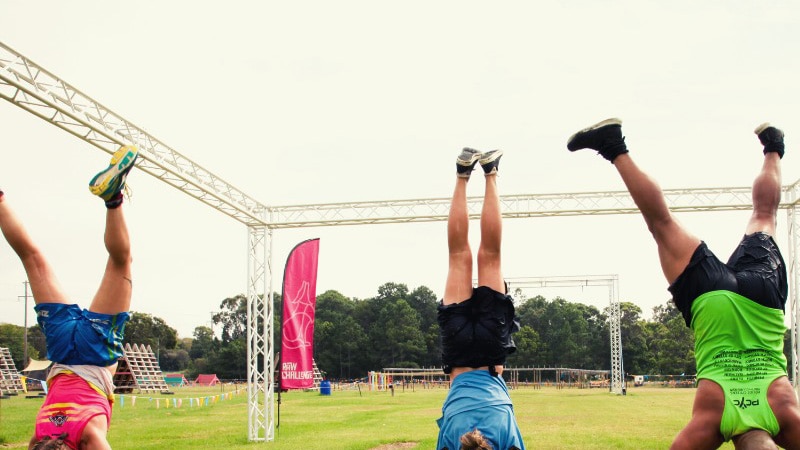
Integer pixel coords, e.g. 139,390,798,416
320,380,331,396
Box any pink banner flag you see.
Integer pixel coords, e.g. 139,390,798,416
280,238,320,390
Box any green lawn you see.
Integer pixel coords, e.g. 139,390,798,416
0,385,736,449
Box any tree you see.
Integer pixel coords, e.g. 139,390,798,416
160,349,190,371
190,326,216,360
0,323,39,369
377,299,426,367
647,302,695,374
123,312,178,354
314,290,367,379
506,325,541,369
213,294,247,343
616,302,651,374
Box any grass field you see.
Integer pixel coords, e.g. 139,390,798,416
0,384,736,449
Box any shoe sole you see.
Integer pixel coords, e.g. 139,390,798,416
479,150,503,165
567,117,623,149
457,151,482,167
89,146,139,196
754,122,773,135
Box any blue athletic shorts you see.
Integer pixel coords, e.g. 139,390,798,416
668,232,787,327
35,303,130,367
437,286,520,374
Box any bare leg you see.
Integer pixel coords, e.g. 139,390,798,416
443,177,473,305
670,380,725,450
745,152,781,236
476,172,504,293
769,377,800,450
567,120,700,284
613,154,701,284
88,205,132,314
733,430,779,450
0,194,69,304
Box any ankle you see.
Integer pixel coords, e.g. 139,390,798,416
105,193,124,209
600,138,629,162
763,143,784,159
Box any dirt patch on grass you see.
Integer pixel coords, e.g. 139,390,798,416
369,442,418,450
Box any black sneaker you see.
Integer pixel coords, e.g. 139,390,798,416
567,118,628,162
457,147,482,178
754,123,785,158
479,150,503,175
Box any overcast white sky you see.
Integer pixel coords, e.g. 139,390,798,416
1,1,798,338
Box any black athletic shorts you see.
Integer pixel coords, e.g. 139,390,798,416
437,286,520,374
668,232,787,327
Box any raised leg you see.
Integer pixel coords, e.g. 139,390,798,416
443,176,473,305
476,168,504,293
88,206,132,315
0,193,69,304
87,145,139,314
613,154,701,283
746,153,781,236
568,119,700,284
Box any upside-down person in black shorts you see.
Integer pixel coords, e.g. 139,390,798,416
436,147,525,450
566,118,800,450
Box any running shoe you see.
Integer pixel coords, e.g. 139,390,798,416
457,147,482,178
89,145,139,202
479,149,503,175
754,123,785,158
567,118,628,162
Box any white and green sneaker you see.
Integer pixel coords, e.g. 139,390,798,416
89,145,139,207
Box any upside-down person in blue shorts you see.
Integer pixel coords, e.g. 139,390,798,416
567,118,800,450
0,145,138,450
436,147,525,450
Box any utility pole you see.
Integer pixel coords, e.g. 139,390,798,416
19,281,29,366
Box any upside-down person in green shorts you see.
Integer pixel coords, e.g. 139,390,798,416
567,118,800,449
0,145,138,450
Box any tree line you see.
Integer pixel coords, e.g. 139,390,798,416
0,281,791,380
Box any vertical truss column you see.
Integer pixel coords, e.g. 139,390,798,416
789,207,800,392
247,225,274,441
608,278,625,395
505,275,624,394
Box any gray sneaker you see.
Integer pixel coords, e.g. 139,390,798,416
479,150,503,175
456,147,482,178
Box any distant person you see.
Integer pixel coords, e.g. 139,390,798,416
567,118,800,449
0,145,139,450
436,148,525,450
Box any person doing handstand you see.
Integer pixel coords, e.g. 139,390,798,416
0,145,139,450
436,148,525,450
567,118,800,450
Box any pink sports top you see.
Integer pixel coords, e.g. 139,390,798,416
34,373,112,449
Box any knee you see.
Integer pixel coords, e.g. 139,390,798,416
477,246,501,265
110,253,132,269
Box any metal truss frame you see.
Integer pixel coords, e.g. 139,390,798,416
506,275,624,394
3,40,800,440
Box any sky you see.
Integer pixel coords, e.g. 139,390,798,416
0,1,798,339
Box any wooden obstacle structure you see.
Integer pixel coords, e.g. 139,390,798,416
164,373,188,387
0,347,25,395
195,374,220,386
311,359,324,388
113,343,172,394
